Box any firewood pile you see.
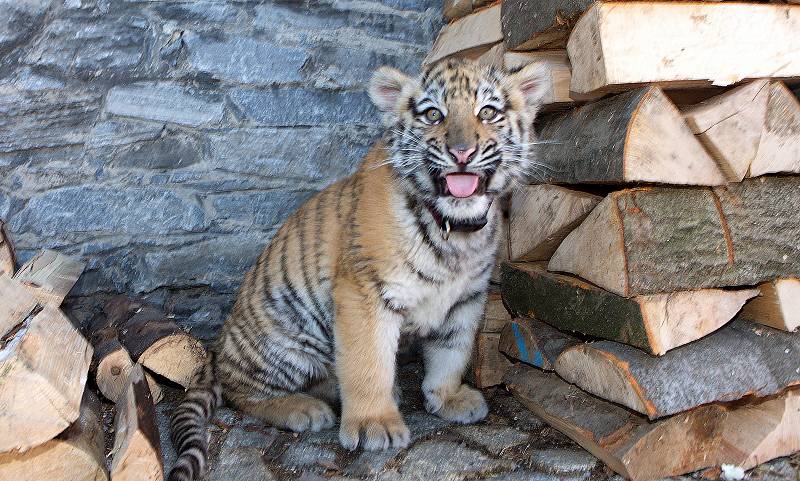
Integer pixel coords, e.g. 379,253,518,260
0,224,206,481
444,1,800,479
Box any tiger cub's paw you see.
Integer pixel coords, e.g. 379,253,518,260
284,397,336,432
339,410,410,451
425,384,488,424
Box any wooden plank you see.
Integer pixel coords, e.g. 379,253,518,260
748,81,800,177
91,326,163,403
682,80,770,182
567,2,800,96
0,389,109,481
501,0,590,51
106,296,206,388
498,317,579,369
505,365,800,481
110,364,163,481
509,185,600,261
503,50,574,110
534,87,726,186
0,221,15,276
740,279,800,332
0,275,39,338
549,176,800,296
424,4,502,65
471,331,511,389
554,320,800,419
502,262,757,355
0,305,92,453
13,250,85,306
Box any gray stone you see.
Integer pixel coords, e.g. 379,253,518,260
456,425,529,454
228,88,376,126
344,448,401,477
210,190,316,231
1,67,66,91
207,127,375,181
110,132,200,170
279,441,337,469
184,34,309,85
490,394,547,431
212,447,275,481
153,2,244,24
86,119,165,149
403,411,450,442
0,0,50,52
529,449,599,475
24,11,150,77
484,471,588,481
0,89,101,153
106,82,225,127
9,187,206,237
222,424,278,452
306,43,421,90
396,441,517,481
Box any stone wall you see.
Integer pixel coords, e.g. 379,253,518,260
0,0,441,338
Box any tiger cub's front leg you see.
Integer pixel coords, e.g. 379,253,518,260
422,293,488,423
334,277,410,451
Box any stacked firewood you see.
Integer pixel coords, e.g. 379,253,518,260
441,1,800,479
0,224,206,481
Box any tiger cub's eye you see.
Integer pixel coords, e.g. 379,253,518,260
478,106,498,121
423,108,443,124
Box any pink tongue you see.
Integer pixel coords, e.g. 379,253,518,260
445,174,480,198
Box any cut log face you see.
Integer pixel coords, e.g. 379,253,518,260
567,2,800,96
505,365,800,481
550,177,800,296
509,185,600,261
0,305,92,453
424,4,502,65
554,320,800,419
0,221,15,277
535,87,725,185
474,43,505,69
471,331,512,389
108,298,206,388
748,81,800,177
498,317,579,370
482,292,511,333
501,0,591,50
503,50,574,110
0,275,38,338
682,80,770,182
91,326,163,403
13,250,85,306
740,279,800,332
502,262,757,355
111,364,163,481
0,389,109,481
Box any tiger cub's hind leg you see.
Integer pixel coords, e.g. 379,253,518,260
228,391,336,433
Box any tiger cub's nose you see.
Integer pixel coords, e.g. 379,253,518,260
447,144,477,164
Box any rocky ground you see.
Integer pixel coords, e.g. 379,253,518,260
140,362,800,481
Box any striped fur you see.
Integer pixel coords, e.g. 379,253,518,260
168,59,548,480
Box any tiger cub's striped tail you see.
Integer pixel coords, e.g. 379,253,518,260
168,352,222,481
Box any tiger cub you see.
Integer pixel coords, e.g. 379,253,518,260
168,58,548,481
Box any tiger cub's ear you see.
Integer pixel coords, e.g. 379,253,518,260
369,66,415,125
507,62,549,116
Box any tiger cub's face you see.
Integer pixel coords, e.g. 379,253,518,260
369,58,548,231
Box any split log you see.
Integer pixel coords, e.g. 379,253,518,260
504,50,574,111
549,176,800,296
482,292,511,333
0,389,108,481
0,275,38,338
534,87,725,186
443,0,472,20
106,297,206,388
474,42,505,68
0,305,92,453
424,4,502,65
554,320,800,419
110,364,163,481
0,221,15,276
471,331,511,388
491,211,509,283
509,185,600,261
740,279,800,332
502,262,757,355
567,2,800,96
91,326,163,403
748,81,800,177
505,365,800,481
13,250,85,306
501,0,590,50
682,80,770,182
498,317,579,370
